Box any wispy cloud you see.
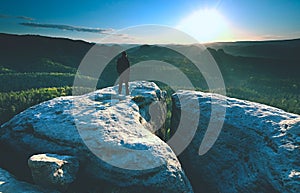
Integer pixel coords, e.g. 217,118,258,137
17,16,35,21
0,14,35,21
20,22,114,34
260,34,285,40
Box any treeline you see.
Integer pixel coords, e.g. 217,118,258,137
0,87,71,124
226,87,299,115
0,73,103,92
228,77,300,114
0,86,94,125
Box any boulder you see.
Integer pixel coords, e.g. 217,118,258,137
28,153,79,191
172,90,300,193
0,81,193,193
0,167,57,193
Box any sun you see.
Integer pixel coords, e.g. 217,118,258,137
176,9,232,43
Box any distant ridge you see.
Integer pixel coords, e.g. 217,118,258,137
203,36,300,45
0,32,93,44
1,32,299,75
235,38,300,43
0,33,93,72
206,36,300,60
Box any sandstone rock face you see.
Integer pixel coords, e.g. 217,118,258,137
172,90,300,193
28,153,79,191
0,81,193,193
0,167,57,193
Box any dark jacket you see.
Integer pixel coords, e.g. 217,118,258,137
117,56,130,75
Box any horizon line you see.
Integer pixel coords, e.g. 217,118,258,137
1,32,300,45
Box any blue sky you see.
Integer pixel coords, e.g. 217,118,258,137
1,0,300,43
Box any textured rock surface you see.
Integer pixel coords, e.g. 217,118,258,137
0,167,57,193
172,90,300,193
28,153,79,191
0,81,192,193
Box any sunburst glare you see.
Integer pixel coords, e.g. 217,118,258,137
176,8,233,43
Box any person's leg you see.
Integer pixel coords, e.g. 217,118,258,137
118,75,123,94
125,81,129,95
125,71,130,95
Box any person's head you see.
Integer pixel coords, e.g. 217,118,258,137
122,51,127,57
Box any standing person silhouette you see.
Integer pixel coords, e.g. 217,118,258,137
117,51,130,95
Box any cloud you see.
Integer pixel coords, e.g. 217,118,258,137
261,34,285,40
17,16,35,21
20,22,113,34
0,14,35,21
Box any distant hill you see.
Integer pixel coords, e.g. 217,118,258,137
0,33,93,73
1,32,299,79
207,38,300,61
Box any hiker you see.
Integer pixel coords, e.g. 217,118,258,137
116,51,130,95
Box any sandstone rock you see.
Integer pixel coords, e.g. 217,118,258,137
172,90,300,193
28,153,79,191
0,167,57,193
0,81,192,193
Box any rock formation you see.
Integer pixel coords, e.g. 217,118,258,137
172,90,300,193
0,81,193,193
3,81,298,193
28,153,79,191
